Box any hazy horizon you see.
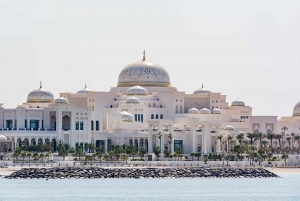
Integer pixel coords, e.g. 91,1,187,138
0,0,299,118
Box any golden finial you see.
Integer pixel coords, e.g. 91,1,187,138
40,81,42,89
202,83,204,89
143,50,146,61
85,83,87,89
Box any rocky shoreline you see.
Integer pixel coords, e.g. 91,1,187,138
4,167,279,179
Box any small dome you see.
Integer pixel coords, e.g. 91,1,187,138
126,96,140,104
127,86,148,96
200,108,211,114
225,125,235,130
54,97,68,104
293,101,300,116
120,111,134,122
188,108,200,114
212,108,222,114
77,84,91,94
0,135,7,140
193,84,211,95
231,98,245,106
27,82,54,103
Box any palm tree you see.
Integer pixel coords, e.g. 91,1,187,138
96,151,103,164
45,152,51,163
227,135,233,152
286,137,292,151
267,133,275,150
255,132,266,148
157,132,163,151
12,152,20,164
153,146,161,161
27,152,32,166
39,153,44,164
275,134,283,149
21,152,27,164
33,152,39,164
139,146,147,159
217,135,223,152
281,154,289,166
246,133,257,152
104,154,108,164
88,143,95,153
195,152,201,161
236,133,245,145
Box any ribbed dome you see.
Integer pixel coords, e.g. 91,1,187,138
231,98,245,106
126,96,140,104
120,111,134,122
117,52,171,87
193,84,211,95
225,125,235,130
0,135,7,140
27,82,54,103
200,108,211,114
77,84,91,94
293,101,300,116
188,108,200,114
127,86,148,96
54,97,68,104
212,108,222,114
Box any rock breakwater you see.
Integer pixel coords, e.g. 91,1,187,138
4,167,278,179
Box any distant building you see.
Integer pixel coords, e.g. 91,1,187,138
1,53,299,154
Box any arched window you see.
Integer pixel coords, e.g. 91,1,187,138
156,114,159,119
92,105,94,111
176,105,178,114
91,120,94,130
180,105,183,113
151,114,154,119
153,103,156,108
96,121,99,131
160,114,163,119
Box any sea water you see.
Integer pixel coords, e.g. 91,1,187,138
0,174,299,201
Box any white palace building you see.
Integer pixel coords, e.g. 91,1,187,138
1,52,300,154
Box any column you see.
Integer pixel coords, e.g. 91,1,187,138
170,123,174,153
159,123,164,154
148,124,153,153
192,123,196,153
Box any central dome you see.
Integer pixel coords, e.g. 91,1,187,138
27,82,54,103
117,53,171,87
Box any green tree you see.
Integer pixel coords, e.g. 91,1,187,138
153,146,160,161
217,135,223,151
39,153,44,164
139,146,147,159
88,143,95,153
27,152,32,166
255,132,266,148
236,133,245,145
281,154,289,166
247,133,257,152
57,143,69,161
33,152,39,164
194,152,201,161
267,133,275,150
190,152,195,161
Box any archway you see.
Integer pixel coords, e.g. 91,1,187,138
129,139,133,146
2,144,9,152
38,138,43,145
31,138,36,145
134,139,138,150
62,115,71,131
17,138,22,147
51,115,56,131
24,138,29,146
52,139,57,152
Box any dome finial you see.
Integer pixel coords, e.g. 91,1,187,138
85,83,87,89
40,81,42,89
202,83,204,89
143,50,146,61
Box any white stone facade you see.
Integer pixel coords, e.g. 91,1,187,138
1,56,300,154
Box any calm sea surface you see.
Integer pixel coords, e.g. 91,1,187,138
0,174,299,201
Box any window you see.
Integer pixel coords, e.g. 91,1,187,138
156,114,159,119
91,120,94,130
75,121,79,130
180,105,183,113
151,114,154,119
25,120,27,129
141,114,143,123
153,103,156,107
174,140,183,151
80,121,84,130
30,120,39,130
176,105,178,113
96,121,99,130
135,114,138,122
6,120,13,130
160,105,162,108
160,114,163,119
138,114,141,122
